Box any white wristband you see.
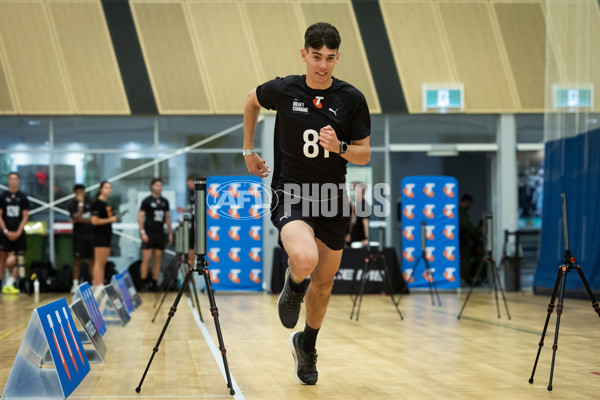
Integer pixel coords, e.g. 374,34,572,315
242,148,255,156
140,230,146,235
3,229,7,234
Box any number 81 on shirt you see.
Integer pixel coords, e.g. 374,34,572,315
303,129,330,159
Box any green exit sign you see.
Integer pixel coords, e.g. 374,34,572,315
552,84,593,111
422,84,464,113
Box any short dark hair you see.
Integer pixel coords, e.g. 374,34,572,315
460,193,474,203
150,178,163,187
73,184,85,192
187,173,200,181
304,22,341,51
8,172,19,179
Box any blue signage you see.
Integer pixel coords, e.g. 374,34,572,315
112,273,135,314
401,176,460,290
77,282,107,337
206,176,264,291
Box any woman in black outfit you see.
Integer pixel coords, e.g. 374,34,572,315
90,181,117,291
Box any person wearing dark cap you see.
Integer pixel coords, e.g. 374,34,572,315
68,184,95,293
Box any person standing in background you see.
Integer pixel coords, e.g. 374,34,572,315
68,184,94,293
138,178,173,292
91,181,117,297
0,172,30,295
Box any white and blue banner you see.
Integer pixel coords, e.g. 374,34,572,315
401,176,460,290
206,176,264,291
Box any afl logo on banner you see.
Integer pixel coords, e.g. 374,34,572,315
444,267,456,282
228,205,241,219
249,226,261,240
423,204,435,219
403,226,415,240
208,184,220,198
229,269,241,284
403,183,415,198
443,225,455,239
208,226,220,241
403,269,414,283
443,183,455,198
443,204,455,219
403,205,415,219
228,226,240,241
228,247,241,262
249,183,261,198
228,183,240,198
425,246,435,261
208,248,220,263
250,269,262,284
424,183,435,197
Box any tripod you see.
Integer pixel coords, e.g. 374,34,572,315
152,218,203,323
529,193,600,391
399,220,442,306
457,213,511,320
350,227,404,321
136,179,235,395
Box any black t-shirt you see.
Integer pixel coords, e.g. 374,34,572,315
188,189,195,215
0,190,30,231
91,198,112,238
140,195,170,233
256,75,371,189
68,198,93,237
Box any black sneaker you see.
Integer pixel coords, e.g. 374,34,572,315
289,332,318,385
278,268,306,328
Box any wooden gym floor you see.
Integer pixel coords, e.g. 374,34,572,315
1,290,600,399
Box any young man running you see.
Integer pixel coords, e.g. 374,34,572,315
243,22,371,385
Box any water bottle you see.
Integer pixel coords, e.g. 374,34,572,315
33,276,40,294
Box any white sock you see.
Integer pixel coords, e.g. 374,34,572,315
5,276,15,287
73,279,79,287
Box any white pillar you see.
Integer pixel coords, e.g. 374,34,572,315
493,114,518,288
260,115,277,292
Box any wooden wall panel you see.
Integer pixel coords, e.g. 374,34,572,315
0,51,16,114
242,1,305,82
47,0,129,114
0,1,73,114
493,2,546,112
131,1,212,113
437,1,519,112
380,1,457,113
299,0,381,113
186,1,263,113
546,0,600,112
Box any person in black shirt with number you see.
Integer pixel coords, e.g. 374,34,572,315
0,172,30,295
243,22,371,385
68,184,95,293
138,178,173,292
91,181,117,296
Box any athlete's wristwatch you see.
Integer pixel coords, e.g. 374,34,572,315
339,141,348,155
242,148,255,156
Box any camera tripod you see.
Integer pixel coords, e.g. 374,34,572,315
152,217,203,324
136,179,235,395
457,213,511,320
350,227,404,321
398,220,442,307
529,193,600,391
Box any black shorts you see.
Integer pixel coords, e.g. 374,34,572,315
0,232,26,253
270,192,350,251
73,235,94,258
189,222,195,251
93,233,112,248
142,231,165,250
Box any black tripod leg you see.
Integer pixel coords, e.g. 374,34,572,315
429,271,443,307
188,271,204,322
377,254,404,320
547,267,568,391
574,266,600,319
136,266,194,393
496,260,511,320
492,263,501,318
457,258,488,319
153,258,177,307
397,257,420,306
350,256,371,321
529,267,562,385
152,262,180,323
202,265,235,395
